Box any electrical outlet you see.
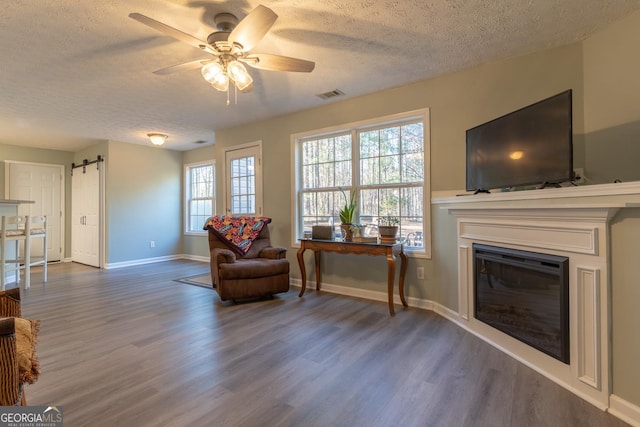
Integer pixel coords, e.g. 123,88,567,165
417,267,425,280
573,168,585,184
149,241,155,248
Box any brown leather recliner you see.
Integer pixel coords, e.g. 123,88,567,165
207,221,290,301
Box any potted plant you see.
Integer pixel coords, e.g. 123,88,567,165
338,187,357,241
377,216,399,243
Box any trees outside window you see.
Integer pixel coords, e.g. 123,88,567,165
294,109,430,253
185,161,215,234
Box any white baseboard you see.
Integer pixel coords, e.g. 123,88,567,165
290,278,424,309
105,254,207,269
290,278,640,426
610,395,640,427
181,254,209,263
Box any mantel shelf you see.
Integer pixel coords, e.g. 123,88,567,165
444,202,640,210
446,206,624,223
432,181,640,206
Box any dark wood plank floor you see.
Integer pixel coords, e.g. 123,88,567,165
16,261,628,427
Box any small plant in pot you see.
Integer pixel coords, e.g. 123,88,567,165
338,187,357,241
377,216,399,243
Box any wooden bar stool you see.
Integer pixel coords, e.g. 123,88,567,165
0,216,27,290
24,215,48,289
0,216,48,290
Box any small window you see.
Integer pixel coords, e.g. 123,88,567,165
185,161,215,234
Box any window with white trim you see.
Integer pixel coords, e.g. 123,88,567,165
185,161,215,234
294,109,430,253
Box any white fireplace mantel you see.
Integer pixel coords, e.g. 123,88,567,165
438,184,640,412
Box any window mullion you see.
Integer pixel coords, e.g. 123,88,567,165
185,162,215,234
295,110,428,253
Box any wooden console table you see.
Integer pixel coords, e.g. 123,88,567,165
297,239,408,316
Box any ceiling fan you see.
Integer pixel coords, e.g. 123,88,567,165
129,4,315,103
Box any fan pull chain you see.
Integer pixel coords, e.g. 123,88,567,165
226,86,230,106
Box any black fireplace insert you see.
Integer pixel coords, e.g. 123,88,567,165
473,244,570,364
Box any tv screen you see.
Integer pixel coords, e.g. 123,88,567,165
466,90,573,192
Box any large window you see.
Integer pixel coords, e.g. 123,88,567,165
294,109,430,254
185,161,215,234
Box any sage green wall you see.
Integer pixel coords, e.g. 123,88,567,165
2,141,184,264
610,209,640,407
582,10,640,184
182,145,216,259
582,10,640,406
105,141,182,264
211,21,640,408
213,42,583,300
0,143,75,258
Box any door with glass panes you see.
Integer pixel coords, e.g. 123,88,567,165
225,144,263,216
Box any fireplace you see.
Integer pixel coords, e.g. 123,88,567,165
445,202,620,409
473,244,570,364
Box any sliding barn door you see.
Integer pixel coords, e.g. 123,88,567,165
71,160,104,267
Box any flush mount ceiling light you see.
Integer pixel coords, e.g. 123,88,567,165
129,5,315,105
147,133,168,146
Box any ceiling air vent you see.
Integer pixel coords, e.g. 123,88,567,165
316,89,345,100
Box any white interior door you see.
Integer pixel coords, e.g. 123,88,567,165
225,144,263,216
6,162,63,262
71,162,102,267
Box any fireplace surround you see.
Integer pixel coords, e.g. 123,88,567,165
445,199,622,410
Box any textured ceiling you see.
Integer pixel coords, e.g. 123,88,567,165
1,0,639,151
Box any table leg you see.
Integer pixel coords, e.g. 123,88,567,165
399,250,408,307
386,251,396,316
314,250,321,291
297,247,306,297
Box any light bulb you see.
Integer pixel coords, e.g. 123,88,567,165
227,60,253,91
201,61,229,91
211,73,229,92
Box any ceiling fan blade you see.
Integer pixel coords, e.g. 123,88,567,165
129,13,208,51
243,54,315,72
228,5,278,52
152,59,210,75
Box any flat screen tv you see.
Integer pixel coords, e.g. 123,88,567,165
466,90,573,193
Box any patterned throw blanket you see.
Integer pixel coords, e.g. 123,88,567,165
203,215,271,255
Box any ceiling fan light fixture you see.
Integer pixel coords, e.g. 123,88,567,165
227,60,253,90
201,61,224,82
201,61,230,91
211,74,229,92
130,5,315,106
147,133,168,146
